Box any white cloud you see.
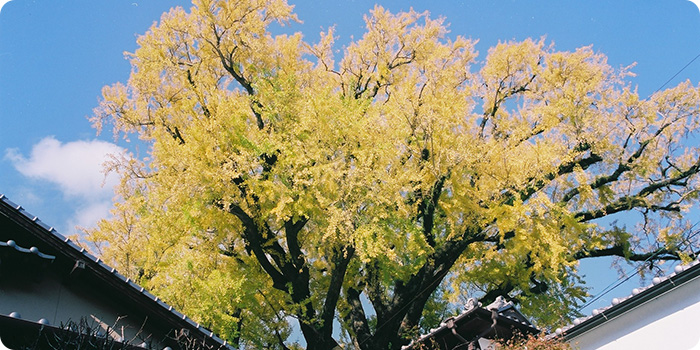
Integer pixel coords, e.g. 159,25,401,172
69,201,114,231
6,137,124,200
5,137,127,233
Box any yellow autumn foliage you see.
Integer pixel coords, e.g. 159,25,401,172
85,0,700,349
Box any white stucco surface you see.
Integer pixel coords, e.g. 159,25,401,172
0,272,156,344
569,275,700,350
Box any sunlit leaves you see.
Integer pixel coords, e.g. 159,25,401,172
88,0,700,347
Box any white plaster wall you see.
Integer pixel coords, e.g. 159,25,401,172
569,275,700,350
0,273,161,346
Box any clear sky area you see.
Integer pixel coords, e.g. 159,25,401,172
1,0,700,325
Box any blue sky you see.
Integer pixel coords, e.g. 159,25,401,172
1,0,700,322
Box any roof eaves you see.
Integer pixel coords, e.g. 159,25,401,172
558,258,700,339
403,299,539,349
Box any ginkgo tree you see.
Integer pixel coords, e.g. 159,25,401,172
86,0,700,349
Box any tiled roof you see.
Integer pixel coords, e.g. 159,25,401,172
403,297,539,349
0,194,233,350
556,257,700,339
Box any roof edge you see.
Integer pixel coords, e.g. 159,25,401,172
560,259,700,339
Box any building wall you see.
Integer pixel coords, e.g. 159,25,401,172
569,275,700,350
0,271,164,347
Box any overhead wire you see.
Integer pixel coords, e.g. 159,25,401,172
358,46,700,346
573,49,700,314
577,225,700,314
653,52,700,94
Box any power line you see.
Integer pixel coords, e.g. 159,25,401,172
578,226,700,313
361,47,700,343
653,51,700,94
574,48,700,314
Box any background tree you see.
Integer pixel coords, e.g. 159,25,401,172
497,334,572,350
86,0,700,349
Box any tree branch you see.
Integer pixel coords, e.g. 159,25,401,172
320,246,354,342
573,244,683,262
562,118,680,204
345,287,373,350
417,175,447,247
208,42,265,129
574,157,700,222
365,261,389,323
227,204,287,290
389,227,487,347
284,216,308,270
502,145,602,206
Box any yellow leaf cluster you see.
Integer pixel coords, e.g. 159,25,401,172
87,0,700,344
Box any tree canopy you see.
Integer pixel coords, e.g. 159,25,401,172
87,0,700,349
